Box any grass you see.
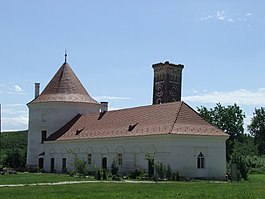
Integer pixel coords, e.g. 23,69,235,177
0,173,265,198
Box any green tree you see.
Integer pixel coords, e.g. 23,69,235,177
248,107,265,155
197,103,246,160
1,131,27,169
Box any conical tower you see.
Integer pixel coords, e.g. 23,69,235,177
27,59,100,170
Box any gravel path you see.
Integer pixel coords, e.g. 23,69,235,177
0,180,158,188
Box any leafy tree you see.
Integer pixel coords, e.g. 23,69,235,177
248,107,265,155
1,131,27,168
232,135,258,157
197,103,246,160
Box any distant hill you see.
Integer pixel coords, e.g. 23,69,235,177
0,130,28,168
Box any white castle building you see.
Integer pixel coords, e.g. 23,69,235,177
26,57,228,179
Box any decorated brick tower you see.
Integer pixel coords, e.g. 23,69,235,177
152,61,184,104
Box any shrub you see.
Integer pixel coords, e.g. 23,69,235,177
97,170,101,180
74,158,87,176
112,175,121,181
68,150,87,177
154,161,166,179
231,155,249,180
102,169,107,180
249,165,265,174
165,164,172,180
129,169,141,179
111,159,119,175
137,170,148,180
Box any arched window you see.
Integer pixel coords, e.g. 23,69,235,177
197,152,205,169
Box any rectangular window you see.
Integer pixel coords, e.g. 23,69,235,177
41,131,47,143
117,153,122,165
42,112,47,122
87,154,92,165
62,158,67,173
50,158,55,173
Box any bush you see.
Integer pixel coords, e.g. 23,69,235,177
249,165,265,174
154,161,166,179
165,164,172,180
230,155,249,180
97,170,101,180
102,169,107,180
172,172,180,181
112,175,121,181
68,150,87,177
129,169,141,179
111,160,119,175
74,158,87,176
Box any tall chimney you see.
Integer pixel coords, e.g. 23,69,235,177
100,102,108,112
35,83,40,98
152,61,184,104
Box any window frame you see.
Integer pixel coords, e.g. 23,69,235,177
117,153,123,166
87,154,92,165
197,152,205,169
41,130,47,144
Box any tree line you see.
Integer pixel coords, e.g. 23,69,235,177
0,130,28,169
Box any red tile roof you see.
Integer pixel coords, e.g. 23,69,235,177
29,62,98,104
46,101,228,141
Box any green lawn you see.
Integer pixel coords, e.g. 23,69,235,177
0,174,265,199
0,172,95,185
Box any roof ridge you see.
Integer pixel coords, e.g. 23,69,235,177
169,101,184,134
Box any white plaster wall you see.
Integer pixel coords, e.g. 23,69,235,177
26,102,100,168
42,134,227,179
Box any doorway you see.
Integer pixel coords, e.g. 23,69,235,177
38,158,44,170
148,159,154,178
102,157,107,169
50,158,55,173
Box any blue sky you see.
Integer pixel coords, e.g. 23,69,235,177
1,1,265,131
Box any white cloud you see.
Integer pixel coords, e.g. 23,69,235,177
183,88,265,106
7,84,25,95
0,84,24,94
2,104,27,115
201,10,252,23
4,104,25,107
14,85,23,92
2,115,28,131
217,10,226,21
1,104,28,131
94,96,131,101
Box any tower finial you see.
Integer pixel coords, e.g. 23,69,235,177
64,49,67,63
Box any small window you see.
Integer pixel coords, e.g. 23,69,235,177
42,112,47,122
197,152,205,169
62,158,67,173
41,131,47,143
87,154,92,165
117,153,122,165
